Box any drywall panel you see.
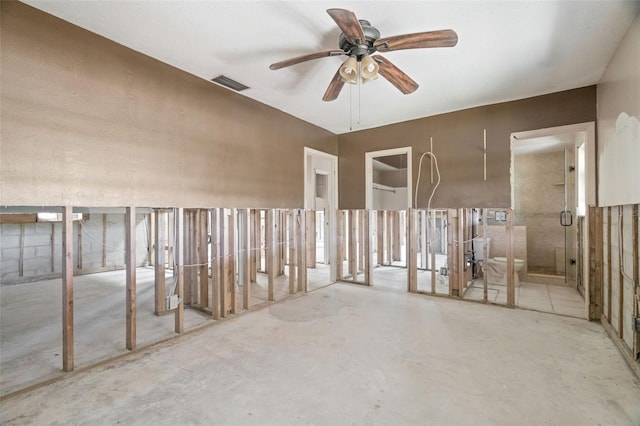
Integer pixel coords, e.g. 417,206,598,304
338,87,596,209
597,14,640,206
0,2,337,209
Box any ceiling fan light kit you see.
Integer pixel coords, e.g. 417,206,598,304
269,8,458,101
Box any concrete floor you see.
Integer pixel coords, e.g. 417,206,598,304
1,282,639,425
1,265,330,397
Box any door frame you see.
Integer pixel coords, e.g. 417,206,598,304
304,147,338,283
365,147,413,210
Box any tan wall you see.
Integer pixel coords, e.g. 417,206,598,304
338,87,596,209
0,2,337,209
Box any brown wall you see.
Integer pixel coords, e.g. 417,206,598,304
338,87,596,209
0,2,337,209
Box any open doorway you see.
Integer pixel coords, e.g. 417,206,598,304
304,148,338,290
510,123,595,318
365,147,412,291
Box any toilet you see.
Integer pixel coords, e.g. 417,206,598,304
486,257,525,287
474,237,525,286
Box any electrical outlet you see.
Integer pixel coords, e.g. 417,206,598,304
165,295,180,310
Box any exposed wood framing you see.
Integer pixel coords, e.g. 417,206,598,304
210,209,221,320
154,210,166,315
62,205,74,372
633,204,639,358
250,209,258,282
392,211,400,262
377,211,384,266
102,214,107,268
618,207,624,338
589,207,603,319
385,211,392,265
336,210,344,280
19,224,24,277
0,213,37,224
125,207,136,350
482,209,488,302
364,210,372,285
506,208,515,307
447,209,457,297
148,213,155,267
239,209,250,310
219,208,229,317
266,209,277,301
297,210,307,292
184,211,193,305
175,208,184,333
51,222,55,273
348,210,356,279
77,221,82,270
228,209,237,315
430,210,437,294
288,210,296,293
607,207,612,322
279,211,286,276
358,210,365,273
168,210,175,270
457,209,465,297
407,209,417,292
199,209,209,308
307,210,316,269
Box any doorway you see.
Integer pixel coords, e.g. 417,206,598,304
365,147,412,290
304,148,338,289
510,123,595,318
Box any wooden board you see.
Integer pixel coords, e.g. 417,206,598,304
125,207,136,350
62,205,74,372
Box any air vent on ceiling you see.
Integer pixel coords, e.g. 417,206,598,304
211,75,249,92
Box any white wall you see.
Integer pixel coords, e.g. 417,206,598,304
597,14,640,206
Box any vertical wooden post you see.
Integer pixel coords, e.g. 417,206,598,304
618,206,624,338
482,209,488,302
154,210,166,315
392,211,401,262
377,211,384,266
228,209,237,315
77,221,82,271
210,209,220,320
288,210,297,293
167,211,175,271
607,207,612,322
358,210,365,273
62,205,74,372
430,210,437,294
447,209,457,297
148,213,155,267
348,210,356,280
250,209,257,282
18,224,25,277
364,210,372,285
506,208,515,306
589,207,603,319
102,214,107,268
279,211,286,276
407,209,417,292
51,222,56,273
240,209,250,310
336,210,343,280
307,210,316,269
385,211,392,265
199,209,209,308
420,210,427,269
297,210,307,292
633,204,639,356
125,207,136,350
266,209,277,301
175,208,184,333
457,209,465,297
183,211,192,305
219,209,228,317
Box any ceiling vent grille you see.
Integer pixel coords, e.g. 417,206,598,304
211,75,249,91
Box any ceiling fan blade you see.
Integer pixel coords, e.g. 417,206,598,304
270,49,345,70
374,29,458,52
327,8,366,44
322,68,345,102
373,55,419,94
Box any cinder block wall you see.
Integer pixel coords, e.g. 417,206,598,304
0,214,149,285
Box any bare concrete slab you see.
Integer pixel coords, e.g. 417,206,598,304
2,283,639,425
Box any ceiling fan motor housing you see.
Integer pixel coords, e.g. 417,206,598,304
338,19,380,59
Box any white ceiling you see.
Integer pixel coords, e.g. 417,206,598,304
23,1,640,135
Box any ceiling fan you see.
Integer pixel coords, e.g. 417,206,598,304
269,8,458,101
